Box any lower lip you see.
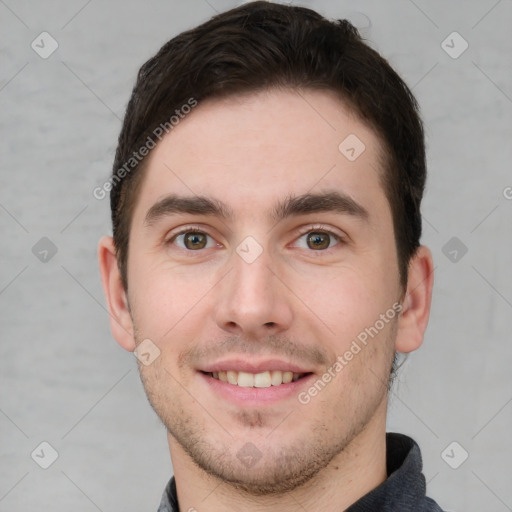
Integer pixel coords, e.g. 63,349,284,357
198,372,315,406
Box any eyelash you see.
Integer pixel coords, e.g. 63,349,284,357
166,227,217,250
166,225,345,252
293,224,345,251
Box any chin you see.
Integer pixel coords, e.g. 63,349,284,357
198,451,329,496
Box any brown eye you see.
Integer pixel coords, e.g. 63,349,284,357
183,232,208,250
306,232,331,250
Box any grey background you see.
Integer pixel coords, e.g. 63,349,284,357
1,0,511,510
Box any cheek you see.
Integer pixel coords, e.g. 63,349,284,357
289,263,398,385
127,251,224,346
289,264,388,335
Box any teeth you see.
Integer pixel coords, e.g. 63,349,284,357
270,370,283,386
209,369,305,387
254,371,271,388
282,371,293,383
227,370,238,385
237,371,254,387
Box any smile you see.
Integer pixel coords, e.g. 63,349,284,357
206,370,310,387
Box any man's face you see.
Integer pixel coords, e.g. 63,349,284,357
125,89,403,493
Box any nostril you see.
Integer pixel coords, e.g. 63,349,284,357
264,322,276,328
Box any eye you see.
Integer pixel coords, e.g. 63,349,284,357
294,230,342,251
171,230,217,250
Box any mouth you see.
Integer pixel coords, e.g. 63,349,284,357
197,358,316,405
202,370,312,388
198,362,316,406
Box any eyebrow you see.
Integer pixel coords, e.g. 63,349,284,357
144,191,369,227
271,191,369,223
144,195,232,226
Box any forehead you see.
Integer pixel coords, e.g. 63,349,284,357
132,88,390,225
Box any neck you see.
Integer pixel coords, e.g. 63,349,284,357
169,402,388,512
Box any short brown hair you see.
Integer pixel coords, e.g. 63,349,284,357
110,1,426,293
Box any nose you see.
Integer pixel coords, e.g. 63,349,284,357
213,247,293,339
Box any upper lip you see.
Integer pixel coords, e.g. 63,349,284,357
198,358,314,374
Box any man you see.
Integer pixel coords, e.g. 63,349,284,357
98,2,441,510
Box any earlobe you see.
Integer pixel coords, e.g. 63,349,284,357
97,236,136,352
395,245,434,354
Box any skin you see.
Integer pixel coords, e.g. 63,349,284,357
99,88,434,511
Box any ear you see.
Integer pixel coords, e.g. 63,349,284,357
98,236,136,352
395,245,434,353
